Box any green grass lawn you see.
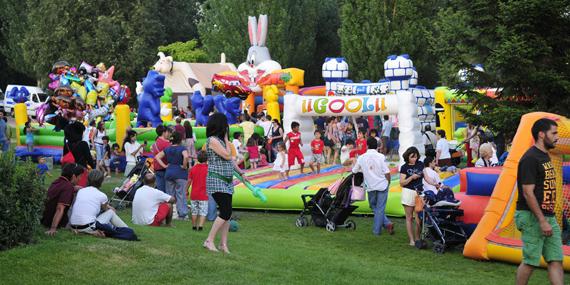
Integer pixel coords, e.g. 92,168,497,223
0,169,565,284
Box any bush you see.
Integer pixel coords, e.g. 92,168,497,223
0,151,45,250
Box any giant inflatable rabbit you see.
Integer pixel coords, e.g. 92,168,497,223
237,14,282,93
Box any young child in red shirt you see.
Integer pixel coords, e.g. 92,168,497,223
187,151,208,231
309,130,325,174
284,121,304,177
246,137,260,169
355,129,368,155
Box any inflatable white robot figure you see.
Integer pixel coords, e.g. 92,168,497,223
237,15,282,93
384,54,414,91
322,57,349,95
410,67,418,88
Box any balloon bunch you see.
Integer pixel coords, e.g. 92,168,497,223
38,60,131,129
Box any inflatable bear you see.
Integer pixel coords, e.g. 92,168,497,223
137,70,165,127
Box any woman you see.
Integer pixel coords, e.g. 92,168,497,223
25,121,35,152
183,121,197,165
155,131,189,220
203,113,247,253
268,119,284,163
123,130,145,176
327,117,341,164
475,142,495,167
63,121,95,186
399,147,424,246
343,122,356,145
93,122,107,169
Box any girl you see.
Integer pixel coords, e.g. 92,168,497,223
25,121,35,152
423,156,457,203
246,137,260,169
399,147,424,246
184,120,197,165
93,122,107,169
273,142,288,180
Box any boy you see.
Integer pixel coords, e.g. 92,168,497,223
284,121,304,177
355,129,368,155
187,151,208,230
109,143,123,174
97,136,112,177
37,156,52,185
309,130,325,174
232,132,246,166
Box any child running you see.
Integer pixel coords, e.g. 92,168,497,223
187,151,209,231
284,121,304,177
309,130,325,174
246,137,260,169
273,142,288,180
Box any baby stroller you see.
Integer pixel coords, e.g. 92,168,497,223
416,191,467,253
295,173,362,232
110,157,151,210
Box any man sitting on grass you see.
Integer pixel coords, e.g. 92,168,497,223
41,163,84,236
132,173,176,226
70,170,133,238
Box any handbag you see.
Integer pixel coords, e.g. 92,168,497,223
350,176,366,201
414,194,424,213
61,143,76,165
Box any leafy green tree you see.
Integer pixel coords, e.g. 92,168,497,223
430,0,570,139
158,40,208,62
198,0,340,86
339,0,442,86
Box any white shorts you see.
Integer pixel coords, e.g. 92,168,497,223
401,187,418,207
191,200,208,216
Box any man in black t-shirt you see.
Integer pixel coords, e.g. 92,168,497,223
41,163,84,236
515,118,563,285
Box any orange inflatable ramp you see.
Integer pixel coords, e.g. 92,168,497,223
463,112,570,270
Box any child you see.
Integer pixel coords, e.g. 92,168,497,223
309,130,325,174
97,136,112,177
109,143,123,174
284,121,304,177
25,121,35,152
273,142,288,180
187,151,208,231
369,129,382,152
232,132,246,166
246,137,260,169
355,129,368,155
36,156,51,185
340,139,358,167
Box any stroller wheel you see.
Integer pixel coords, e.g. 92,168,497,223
345,220,356,231
295,217,308,228
326,221,336,232
433,241,445,254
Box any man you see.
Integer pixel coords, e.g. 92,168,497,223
0,111,9,152
41,163,84,236
239,113,255,143
356,116,369,134
515,118,563,285
380,115,392,155
352,137,394,235
435,129,451,166
151,125,172,192
257,114,272,139
132,173,176,226
70,170,131,237
174,117,185,139
423,125,437,157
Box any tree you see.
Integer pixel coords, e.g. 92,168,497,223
339,0,443,86
429,0,570,139
158,40,208,62
198,0,341,86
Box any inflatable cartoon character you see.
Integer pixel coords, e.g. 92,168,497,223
191,91,214,127
137,70,165,127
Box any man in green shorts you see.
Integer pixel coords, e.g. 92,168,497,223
515,118,563,285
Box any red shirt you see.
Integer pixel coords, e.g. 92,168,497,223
311,139,324,154
152,137,171,171
287,131,302,149
188,163,208,201
356,138,367,155
174,125,186,139
349,149,359,158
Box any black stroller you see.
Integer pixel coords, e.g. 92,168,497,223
295,173,362,232
416,191,467,253
110,157,151,209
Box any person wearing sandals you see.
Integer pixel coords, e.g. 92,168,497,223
399,146,424,246
203,113,248,254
